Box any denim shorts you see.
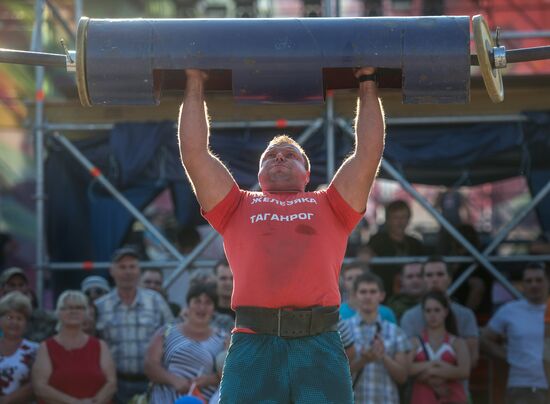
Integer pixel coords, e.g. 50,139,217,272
219,331,353,404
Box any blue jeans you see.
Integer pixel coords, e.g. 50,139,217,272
506,387,548,404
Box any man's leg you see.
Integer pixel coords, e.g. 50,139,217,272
288,331,354,404
220,333,290,403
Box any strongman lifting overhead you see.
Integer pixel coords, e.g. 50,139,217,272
178,64,384,402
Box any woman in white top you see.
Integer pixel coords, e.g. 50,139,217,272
0,291,38,402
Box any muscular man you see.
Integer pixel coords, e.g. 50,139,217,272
178,68,385,403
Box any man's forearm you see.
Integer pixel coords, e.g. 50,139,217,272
355,81,385,161
350,355,369,374
382,355,407,385
178,75,209,159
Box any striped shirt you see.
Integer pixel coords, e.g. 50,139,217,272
346,314,410,404
338,319,354,349
95,287,174,374
149,325,226,403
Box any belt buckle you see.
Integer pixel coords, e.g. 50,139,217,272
277,308,282,337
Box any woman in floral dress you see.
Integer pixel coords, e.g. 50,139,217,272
0,291,38,402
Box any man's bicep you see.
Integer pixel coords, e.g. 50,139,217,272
331,156,379,213
184,153,236,212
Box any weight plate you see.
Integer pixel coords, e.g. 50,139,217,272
76,17,91,107
472,14,504,103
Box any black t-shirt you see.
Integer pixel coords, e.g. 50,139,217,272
368,232,425,299
368,232,425,257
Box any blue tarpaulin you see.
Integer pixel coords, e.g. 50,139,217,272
46,111,550,272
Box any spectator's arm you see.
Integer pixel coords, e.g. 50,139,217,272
32,342,80,404
143,327,190,394
480,326,507,361
465,336,479,368
431,337,470,380
382,351,408,385
345,344,356,365
1,382,33,404
406,338,431,377
92,340,116,404
194,373,220,388
460,308,480,368
331,67,385,212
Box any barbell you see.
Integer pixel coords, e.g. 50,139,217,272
1,14,548,105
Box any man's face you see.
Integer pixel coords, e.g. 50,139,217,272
343,267,363,294
3,275,28,295
258,143,310,192
141,270,163,293
401,263,424,297
110,256,140,291
355,282,385,314
386,208,410,237
423,261,450,293
522,268,548,304
216,264,233,299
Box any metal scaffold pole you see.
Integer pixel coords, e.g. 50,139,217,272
32,0,46,307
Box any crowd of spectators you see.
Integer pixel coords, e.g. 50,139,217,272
0,197,548,403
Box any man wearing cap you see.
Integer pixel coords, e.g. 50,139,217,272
95,247,174,404
0,267,57,342
81,275,111,302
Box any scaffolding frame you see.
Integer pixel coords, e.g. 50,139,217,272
29,1,550,305
37,109,549,301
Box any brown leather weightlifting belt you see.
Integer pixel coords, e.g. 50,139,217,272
235,306,339,338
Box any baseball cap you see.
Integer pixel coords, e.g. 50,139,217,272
81,275,111,294
0,267,28,286
111,246,140,263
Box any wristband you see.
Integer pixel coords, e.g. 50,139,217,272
358,74,377,83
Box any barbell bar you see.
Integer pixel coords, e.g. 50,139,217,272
0,14,548,105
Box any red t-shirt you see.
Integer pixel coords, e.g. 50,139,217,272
43,336,107,401
203,184,363,309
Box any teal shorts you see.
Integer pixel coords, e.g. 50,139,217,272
219,331,353,404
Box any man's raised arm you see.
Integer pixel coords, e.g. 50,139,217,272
331,67,385,213
178,70,236,212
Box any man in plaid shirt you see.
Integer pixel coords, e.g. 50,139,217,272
96,247,174,404
346,272,410,403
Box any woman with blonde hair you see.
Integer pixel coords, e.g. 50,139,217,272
32,290,116,403
0,291,38,402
